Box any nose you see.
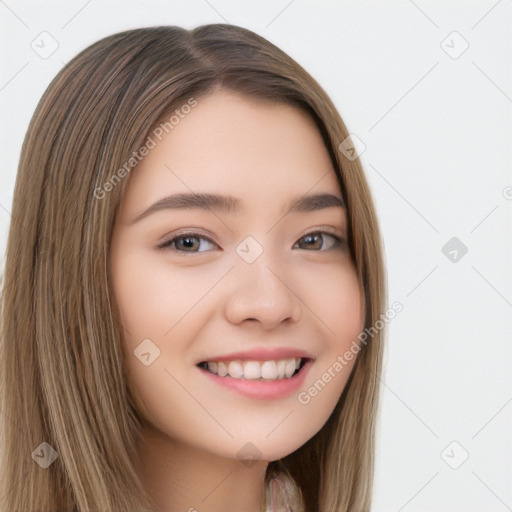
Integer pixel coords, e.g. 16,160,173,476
223,256,302,330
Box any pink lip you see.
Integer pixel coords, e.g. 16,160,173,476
197,359,313,400
197,346,314,363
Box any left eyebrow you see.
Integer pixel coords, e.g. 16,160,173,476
287,193,345,213
130,192,345,224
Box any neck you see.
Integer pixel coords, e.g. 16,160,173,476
136,425,269,512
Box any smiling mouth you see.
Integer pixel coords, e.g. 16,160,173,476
197,357,308,381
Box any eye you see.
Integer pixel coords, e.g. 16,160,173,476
293,231,345,251
158,233,217,253
158,230,345,254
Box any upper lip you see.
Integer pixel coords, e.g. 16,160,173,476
197,346,314,364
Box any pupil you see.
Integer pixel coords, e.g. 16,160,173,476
181,237,198,250
304,234,321,249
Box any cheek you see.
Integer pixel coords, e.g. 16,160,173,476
110,249,221,433
111,248,208,341
291,265,363,437
305,263,364,342
110,248,178,400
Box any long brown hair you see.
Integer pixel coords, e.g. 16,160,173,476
0,24,386,511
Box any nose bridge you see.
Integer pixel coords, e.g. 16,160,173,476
224,245,301,327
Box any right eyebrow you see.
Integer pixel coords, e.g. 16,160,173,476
130,193,242,224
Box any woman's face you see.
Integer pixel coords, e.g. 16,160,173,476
110,90,363,463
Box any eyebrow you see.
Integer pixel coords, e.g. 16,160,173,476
130,192,345,224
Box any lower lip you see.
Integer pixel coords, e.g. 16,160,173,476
198,359,313,400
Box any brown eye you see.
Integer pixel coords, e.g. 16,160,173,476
294,232,344,251
159,234,217,253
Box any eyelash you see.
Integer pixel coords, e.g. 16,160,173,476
157,230,346,253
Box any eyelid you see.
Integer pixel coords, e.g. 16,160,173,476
298,225,347,244
302,227,344,239
156,229,219,251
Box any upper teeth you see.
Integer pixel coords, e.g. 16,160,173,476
204,358,302,380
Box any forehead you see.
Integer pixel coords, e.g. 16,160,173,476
118,90,342,218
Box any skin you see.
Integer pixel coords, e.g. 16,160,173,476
110,90,364,512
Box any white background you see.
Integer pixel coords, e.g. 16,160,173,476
1,1,511,510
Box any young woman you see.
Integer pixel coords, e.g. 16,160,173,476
0,24,386,512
